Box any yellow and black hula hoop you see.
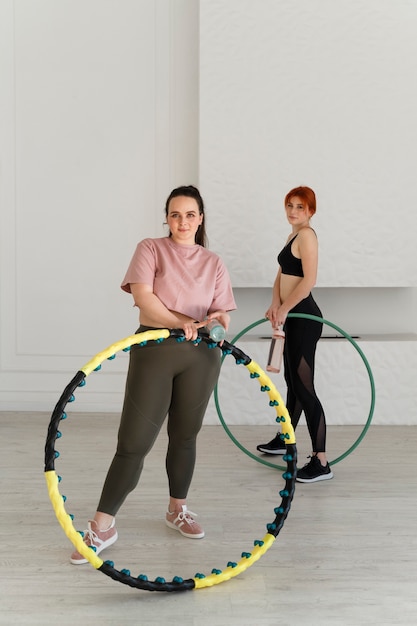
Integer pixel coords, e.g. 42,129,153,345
44,328,297,592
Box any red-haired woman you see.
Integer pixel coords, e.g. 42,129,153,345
257,186,333,483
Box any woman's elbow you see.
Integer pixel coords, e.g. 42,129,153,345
303,278,316,294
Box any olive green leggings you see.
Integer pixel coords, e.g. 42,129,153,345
97,329,221,515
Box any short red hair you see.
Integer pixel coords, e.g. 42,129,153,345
285,186,316,215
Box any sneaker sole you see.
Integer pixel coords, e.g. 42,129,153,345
70,531,118,565
165,519,205,539
296,472,334,483
256,447,286,455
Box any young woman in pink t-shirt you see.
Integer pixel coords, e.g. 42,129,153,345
70,186,236,563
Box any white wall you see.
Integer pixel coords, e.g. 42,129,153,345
0,0,416,424
199,0,417,289
0,0,199,411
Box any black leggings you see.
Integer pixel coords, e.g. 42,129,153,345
97,328,221,515
283,295,327,453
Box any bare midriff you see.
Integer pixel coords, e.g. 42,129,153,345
279,274,303,304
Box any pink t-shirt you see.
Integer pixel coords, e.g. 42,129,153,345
121,237,236,322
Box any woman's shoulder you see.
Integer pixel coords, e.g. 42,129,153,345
202,247,227,266
136,236,168,251
297,226,317,241
128,238,167,262
285,227,315,245
139,236,168,245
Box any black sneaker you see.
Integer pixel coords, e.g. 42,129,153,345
296,455,333,483
257,434,286,455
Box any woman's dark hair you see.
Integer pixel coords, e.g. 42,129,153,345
164,185,207,247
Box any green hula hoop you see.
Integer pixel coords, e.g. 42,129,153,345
214,315,375,471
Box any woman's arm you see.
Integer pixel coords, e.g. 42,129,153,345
130,283,203,340
132,283,231,340
265,268,282,326
206,310,231,331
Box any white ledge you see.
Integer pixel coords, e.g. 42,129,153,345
230,333,417,342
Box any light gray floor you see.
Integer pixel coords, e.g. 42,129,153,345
1,412,416,625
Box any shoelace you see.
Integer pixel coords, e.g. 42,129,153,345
83,526,101,547
174,509,198,525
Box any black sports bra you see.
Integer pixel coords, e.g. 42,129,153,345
277,234,303,277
